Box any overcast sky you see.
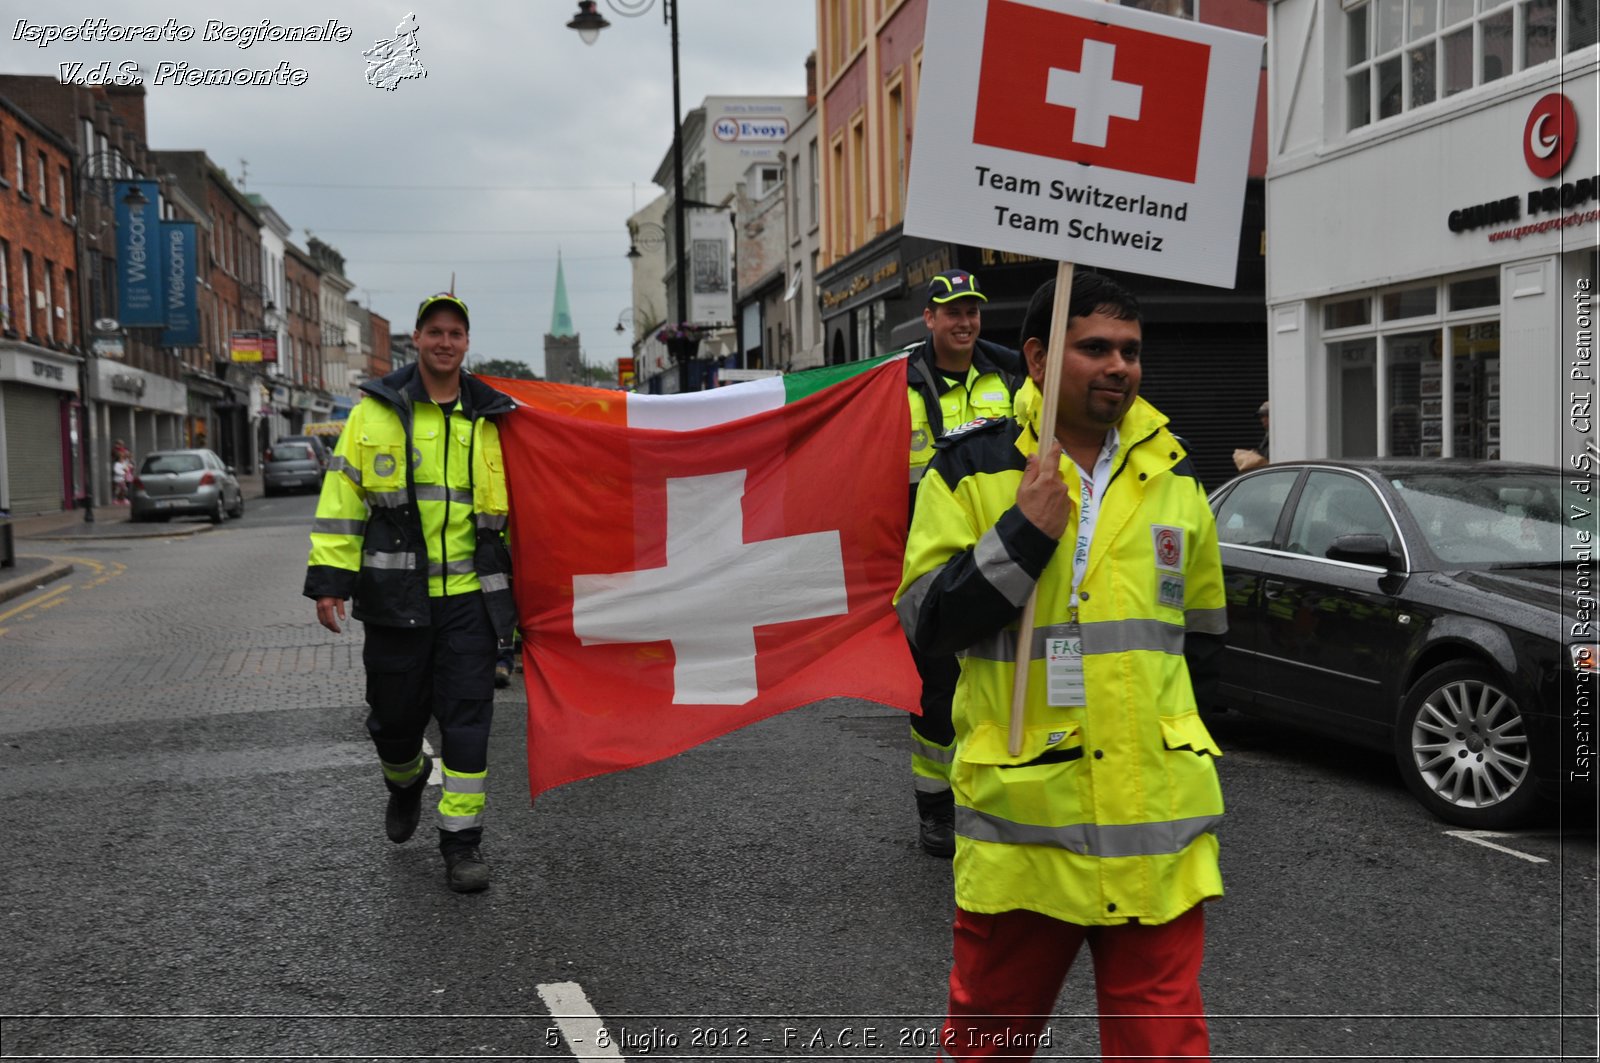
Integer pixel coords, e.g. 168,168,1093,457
4,1,819,376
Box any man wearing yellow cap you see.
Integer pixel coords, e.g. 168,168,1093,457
305,292,517,893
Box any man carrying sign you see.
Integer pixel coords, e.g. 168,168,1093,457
896,272,1228,1059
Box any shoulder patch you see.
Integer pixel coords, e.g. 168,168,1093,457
936,417,1009,447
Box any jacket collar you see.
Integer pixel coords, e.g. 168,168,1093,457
1013,377,1169,462
359,363,515,420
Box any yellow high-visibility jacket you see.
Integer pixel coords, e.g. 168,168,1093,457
895,381,1229,926
905,337,1022,501
304,365,516,641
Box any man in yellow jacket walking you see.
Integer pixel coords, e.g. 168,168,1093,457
305,292,516,893
897,272,1228,1060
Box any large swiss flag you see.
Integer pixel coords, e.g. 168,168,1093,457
497,361,920,799
974,0,1211,183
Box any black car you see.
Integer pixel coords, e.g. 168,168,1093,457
1207,459,1593,828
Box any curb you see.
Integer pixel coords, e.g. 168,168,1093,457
0,560,74,606
21,523,214,542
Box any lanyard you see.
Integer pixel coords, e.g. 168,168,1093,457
1067,429,1120,615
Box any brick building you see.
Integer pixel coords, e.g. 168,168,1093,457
283,241,326,418
0,95,83,515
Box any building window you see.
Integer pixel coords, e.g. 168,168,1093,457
850,112,868,246
1324,272,1501,458
62,268,72,345
830,133,846,256
58,166,69,218
808,138,819,229
21,251,33,336
1347,0,1591,130
43,260,54,341
0,238,10,331
885,76,906,228
14,136,25,196
37,152,47,209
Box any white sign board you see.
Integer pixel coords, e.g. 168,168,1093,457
688,208,734,326
903,0,1264,288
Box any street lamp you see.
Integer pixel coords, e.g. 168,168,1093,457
625,220,665,261
568,0,694,393
71,152,153,522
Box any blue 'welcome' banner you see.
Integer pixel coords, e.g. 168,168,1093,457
159,220,199,346
114,180,163,327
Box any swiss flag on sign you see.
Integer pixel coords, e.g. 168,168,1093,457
974,0,1211,184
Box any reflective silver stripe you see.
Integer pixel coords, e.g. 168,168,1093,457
366,490,406,509
442,775,487,794
476,513,508,531
909,464,927,485
428,559,477,578
975,525,1033,607
312,518,366,537
328,455,361,484
896,568,941,636
364,550,416,570
479,572,510,593
438,812,484,832
914,776,952,794
911,732,956,764
415,484,474,506
1080,617,1185,656
964,619,1184,661
1186,606,1229,634
957,806,1222,857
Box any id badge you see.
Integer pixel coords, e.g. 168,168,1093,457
1045,627,1086,707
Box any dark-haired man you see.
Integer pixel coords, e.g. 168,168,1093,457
903,269,1023,857
306,292,517,893
896,271,1228,1059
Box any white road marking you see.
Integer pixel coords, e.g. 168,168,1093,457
537,981,626,1061
1444,829,1550,864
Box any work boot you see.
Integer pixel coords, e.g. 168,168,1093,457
443,845,490,893
384,755,432,844
494,661,512,688
915,789,955,858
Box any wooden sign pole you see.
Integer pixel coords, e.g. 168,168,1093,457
1008,259,1076,756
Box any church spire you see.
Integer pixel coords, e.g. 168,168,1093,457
549,251,577,338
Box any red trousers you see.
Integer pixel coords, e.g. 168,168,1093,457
941,904,1209,1062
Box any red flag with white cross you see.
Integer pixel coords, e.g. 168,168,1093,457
491,357,919,798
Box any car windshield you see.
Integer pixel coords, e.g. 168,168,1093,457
142,454,203,475
1388,470,1582,566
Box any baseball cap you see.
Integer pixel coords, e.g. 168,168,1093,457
927,270,987,305
416,292,470,330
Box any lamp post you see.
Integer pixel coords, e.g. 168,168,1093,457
568,0,694,393
71,152,152,522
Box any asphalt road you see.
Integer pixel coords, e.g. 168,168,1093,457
0,493,1594,1061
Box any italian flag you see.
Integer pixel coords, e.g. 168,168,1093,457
489,355,919,799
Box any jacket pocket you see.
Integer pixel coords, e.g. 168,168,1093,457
360,425,408,491
954,719,1085,826
1159,712,1222,757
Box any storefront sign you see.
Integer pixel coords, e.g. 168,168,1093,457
230,331,263,363
92,336,125,359
903,0,1263,288
159,220,200,347
617,356,636,388
114,180,165,327
820,251,904,313
1524,93,1578,179
688,208,733,327
1446,94,1597,242
0,346,79,393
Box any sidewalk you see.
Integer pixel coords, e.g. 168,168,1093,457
0,472,265,605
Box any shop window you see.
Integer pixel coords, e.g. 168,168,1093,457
1385,330,1441,457
1451,323,1500,458
1382,285,1437,320
1332,338,1379,456
1448,275,1498,310
1324,296,1372,330
1346,0,1583,130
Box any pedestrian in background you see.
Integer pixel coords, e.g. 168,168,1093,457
305,292,517,894
111,455,130,504
897,271,1229,1060
1232,400,1270,471
903,269,1024,858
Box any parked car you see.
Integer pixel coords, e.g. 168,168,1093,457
130,449,244,524
263,441,325,495
1207,459,1592,828
273,434,332,470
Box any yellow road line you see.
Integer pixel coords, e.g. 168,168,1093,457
0,582,72,624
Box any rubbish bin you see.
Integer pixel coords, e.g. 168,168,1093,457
1,518,13,569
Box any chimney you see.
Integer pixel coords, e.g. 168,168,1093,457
805,52,817,110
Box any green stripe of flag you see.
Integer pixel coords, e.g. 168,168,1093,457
781,351,910,405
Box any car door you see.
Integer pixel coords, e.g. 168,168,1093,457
1210,468,1303,710
1254,469,1407,742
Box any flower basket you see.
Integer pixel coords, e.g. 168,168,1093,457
656,322,706,363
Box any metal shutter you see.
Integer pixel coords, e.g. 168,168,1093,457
1138,324,1269,494
2,383,65,515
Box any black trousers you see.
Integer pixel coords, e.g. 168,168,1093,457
363,592,497,843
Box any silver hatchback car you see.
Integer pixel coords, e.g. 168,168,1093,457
130,449,245,524
263,440,325,495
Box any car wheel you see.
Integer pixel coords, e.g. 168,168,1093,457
1394,661,1541,829
229,490,245,519
210,495,226,524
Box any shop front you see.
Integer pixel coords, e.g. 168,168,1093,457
1267,73,1598,467
93,359,187,496
0,342,84,516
